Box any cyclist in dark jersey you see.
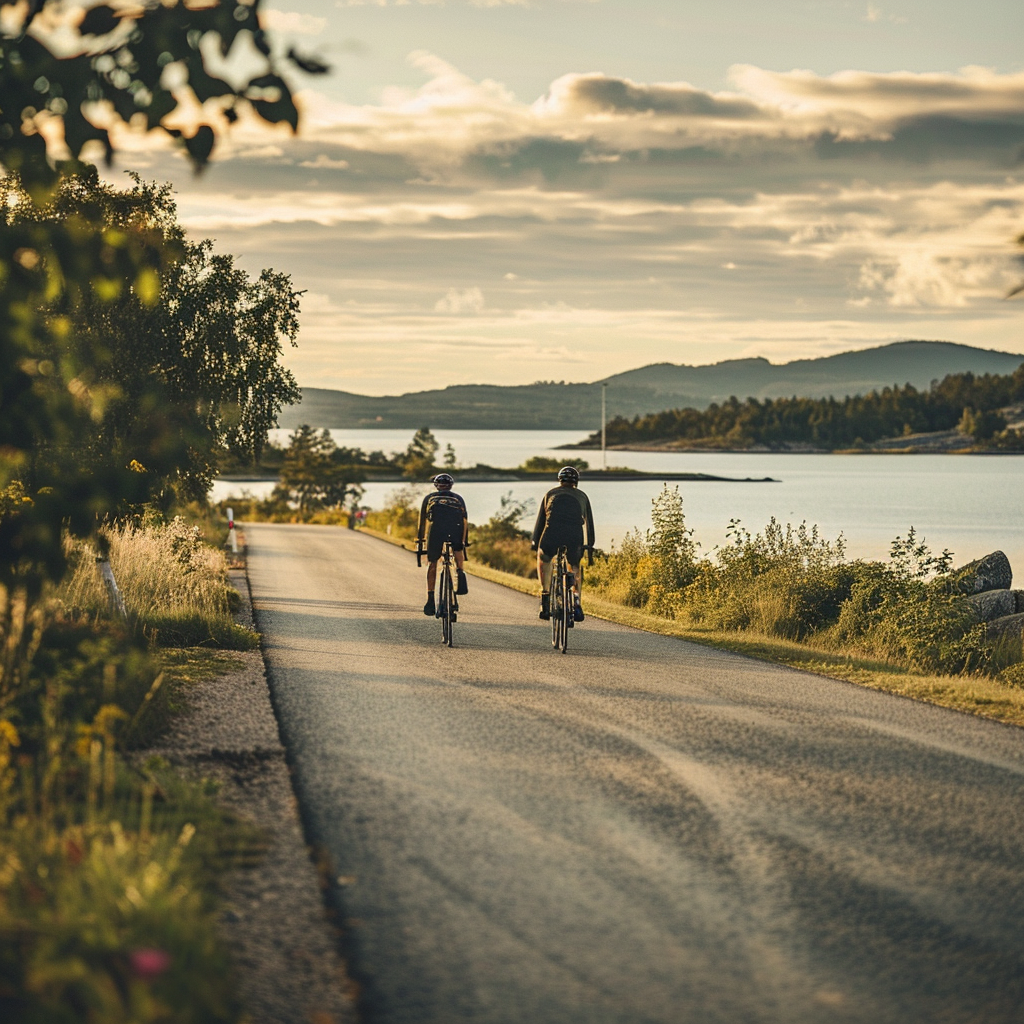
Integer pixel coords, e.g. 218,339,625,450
531,466,595,621
417,473,469,617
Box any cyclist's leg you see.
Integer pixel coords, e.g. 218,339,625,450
453,543,468,595
423,559,439,615
537,546,553,619
424,529,443,615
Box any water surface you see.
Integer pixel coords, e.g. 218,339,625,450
215,430,1024,574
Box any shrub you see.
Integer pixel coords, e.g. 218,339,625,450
469,493,536,578
363,486,424,540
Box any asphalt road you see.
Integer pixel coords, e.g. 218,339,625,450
247,523,1024,1024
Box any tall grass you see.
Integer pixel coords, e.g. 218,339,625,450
0,509,259,1022
59,518,256,649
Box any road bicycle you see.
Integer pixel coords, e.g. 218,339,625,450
417,539,457,647
550,547,574,654
550,546,594,654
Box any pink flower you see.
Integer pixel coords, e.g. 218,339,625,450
129,948,171,979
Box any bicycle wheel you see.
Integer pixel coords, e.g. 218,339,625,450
441,551,455,647
551,552,567,653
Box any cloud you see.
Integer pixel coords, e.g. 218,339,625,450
144,57,1024,391
435,287,486,313
299,154,350,169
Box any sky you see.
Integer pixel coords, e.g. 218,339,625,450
107,0,1024,394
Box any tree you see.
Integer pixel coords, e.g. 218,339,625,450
275,426,365,514
443,444,458,470
3,169,301,504
401,428,439,480
0,0,326,588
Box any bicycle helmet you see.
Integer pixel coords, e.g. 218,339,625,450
557,466,580,484
432,473,455,489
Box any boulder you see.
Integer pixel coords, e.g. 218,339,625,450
986,612,1024,641
966,589,1016,622
1015,590,1024,614
953,551,1012,595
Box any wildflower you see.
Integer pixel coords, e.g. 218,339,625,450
129,948,171,979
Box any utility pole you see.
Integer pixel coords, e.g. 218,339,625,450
601,382,607,470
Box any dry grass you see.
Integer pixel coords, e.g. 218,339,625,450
58,519,257,649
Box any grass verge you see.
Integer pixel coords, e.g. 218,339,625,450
359,526,1024,728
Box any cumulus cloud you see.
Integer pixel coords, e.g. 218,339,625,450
149,56,1024,390
291,58,1024,167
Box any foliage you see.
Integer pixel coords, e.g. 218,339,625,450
0,819,243,1024
469,493,537,578
0,0,327,190
273,426,365,514
582,489,1015,675
363,487,423,539
957,406,1007,442
520,456,589,472
591,364,1024,450
0,6,317,1017
2,170,301,504
401,428,440,480
58,518,257,650
0,0,318,607
586,487,699,616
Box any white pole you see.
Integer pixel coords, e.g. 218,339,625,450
228,507,238,554
601,383,607,470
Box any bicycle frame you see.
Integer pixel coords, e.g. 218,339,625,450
418,538,456,647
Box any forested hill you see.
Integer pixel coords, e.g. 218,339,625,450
582,364,1024,451
279,341,1024,430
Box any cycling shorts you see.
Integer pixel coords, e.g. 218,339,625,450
538,528,583,567
426,525,464,563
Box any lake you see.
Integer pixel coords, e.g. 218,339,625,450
212,429,1024,575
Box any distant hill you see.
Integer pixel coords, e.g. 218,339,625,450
278,341,1024,431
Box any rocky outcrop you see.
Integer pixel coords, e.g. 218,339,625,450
966,589,1017,622
953,551,1012,595
986,612,1024,641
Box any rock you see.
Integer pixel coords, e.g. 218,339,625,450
1015,591,1024,614
985,612,1024,641
966,589,1016,622
954,551,1012,595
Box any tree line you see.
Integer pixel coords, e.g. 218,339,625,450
590,364,1024,449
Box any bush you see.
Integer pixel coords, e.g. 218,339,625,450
587,487,698,617
363,486,424,540
469,493,536,578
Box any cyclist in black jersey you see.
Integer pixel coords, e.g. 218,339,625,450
531,466,595,622
417,473,469,617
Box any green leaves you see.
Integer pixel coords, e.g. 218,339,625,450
247,74,298,132
0,1,321,181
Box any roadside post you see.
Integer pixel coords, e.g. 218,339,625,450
228,507,238,554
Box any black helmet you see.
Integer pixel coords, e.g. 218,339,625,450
557,466,580,484
432,473,455,489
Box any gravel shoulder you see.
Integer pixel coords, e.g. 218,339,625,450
146,566,357,1024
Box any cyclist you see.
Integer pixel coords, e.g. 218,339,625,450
417,473,469,617
531,466,595,622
